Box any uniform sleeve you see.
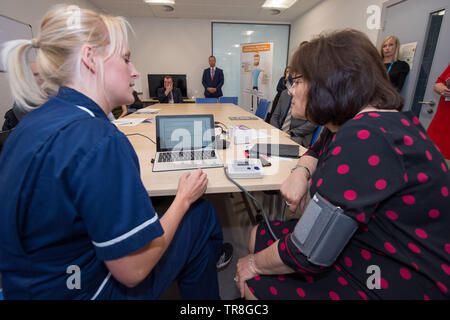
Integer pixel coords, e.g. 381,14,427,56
278,119,405,272
71,129,164,261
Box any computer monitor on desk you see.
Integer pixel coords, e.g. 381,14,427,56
148,74,187,98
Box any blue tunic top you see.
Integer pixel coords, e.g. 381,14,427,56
0,86,164,299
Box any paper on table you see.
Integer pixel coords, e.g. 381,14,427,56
113,118,148,126
135,108,160,114
232,128,272,144
233,128,271,139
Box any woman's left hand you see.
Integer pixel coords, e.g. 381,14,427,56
235,254,259,298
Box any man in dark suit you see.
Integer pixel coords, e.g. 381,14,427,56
270,89,317,147
157,76,183,103
202,56,224,98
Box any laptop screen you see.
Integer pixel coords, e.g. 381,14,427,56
156,114,216,151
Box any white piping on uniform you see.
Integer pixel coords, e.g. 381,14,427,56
91,272,111,300
92,215,159,248
76,105,95,117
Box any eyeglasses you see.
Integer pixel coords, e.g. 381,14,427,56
285,75,304,92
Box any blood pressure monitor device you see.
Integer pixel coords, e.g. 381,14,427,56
226,159,264,179
290,193,358,267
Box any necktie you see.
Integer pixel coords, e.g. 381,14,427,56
211,68,215,80
169,91,174,103
281,109,292,132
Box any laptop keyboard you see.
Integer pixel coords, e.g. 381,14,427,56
158,150,217,162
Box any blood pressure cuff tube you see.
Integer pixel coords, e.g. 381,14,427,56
290,193,358,267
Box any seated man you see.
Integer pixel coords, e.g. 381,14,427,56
157,76,183,103
270,89,317,147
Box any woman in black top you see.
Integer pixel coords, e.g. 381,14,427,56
380,35,410,91
234,29,449,300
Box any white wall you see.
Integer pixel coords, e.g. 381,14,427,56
128,17,211,99
0,0,99,127
289,0,387,57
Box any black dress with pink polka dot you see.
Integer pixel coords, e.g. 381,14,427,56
248,111,450,300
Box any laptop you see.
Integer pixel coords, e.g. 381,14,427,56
152,114,223,172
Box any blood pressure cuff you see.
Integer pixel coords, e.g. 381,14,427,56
290,193,358,267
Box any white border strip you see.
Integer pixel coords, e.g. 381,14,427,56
92,215,159,248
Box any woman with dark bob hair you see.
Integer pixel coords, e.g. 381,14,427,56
235,29,449,300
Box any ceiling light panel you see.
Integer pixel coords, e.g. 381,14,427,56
262,0,297,9
144,0,175,5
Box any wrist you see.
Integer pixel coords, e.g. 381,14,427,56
173,195,191,214
291,164,311,180
249,254,261,275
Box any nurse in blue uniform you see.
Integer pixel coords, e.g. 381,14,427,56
0,5,223,300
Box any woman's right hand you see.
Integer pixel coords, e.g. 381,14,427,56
280,168,310,213
176,169,208,207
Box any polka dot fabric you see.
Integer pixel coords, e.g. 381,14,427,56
249,111,450,300
248,220,368,300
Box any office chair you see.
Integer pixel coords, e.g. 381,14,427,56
196,98,218,104
219,96,238,105
310,125,323,146
255,99,271,120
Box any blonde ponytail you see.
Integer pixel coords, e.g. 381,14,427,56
1,40,48,112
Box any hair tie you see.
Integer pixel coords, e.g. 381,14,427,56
31,38,40,49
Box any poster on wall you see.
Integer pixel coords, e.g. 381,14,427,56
399,42,417,70
240,42,273,112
